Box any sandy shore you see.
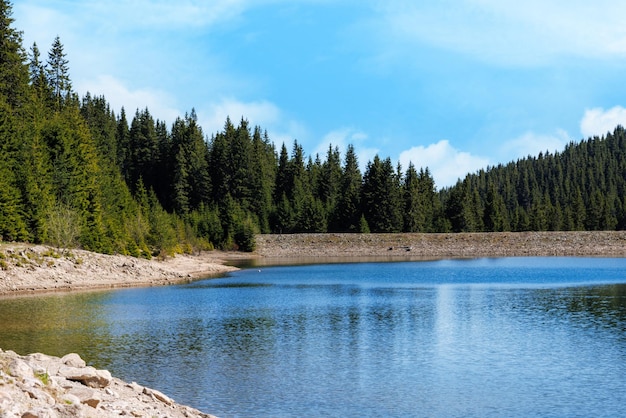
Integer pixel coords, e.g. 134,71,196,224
2,231,626,296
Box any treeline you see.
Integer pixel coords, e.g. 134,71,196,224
1,0,626,258
121,112,443,237
442,127,626,232
0,1,206,256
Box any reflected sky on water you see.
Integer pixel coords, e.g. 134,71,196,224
1,257,626,417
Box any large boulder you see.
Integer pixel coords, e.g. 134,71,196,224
57,365,112,388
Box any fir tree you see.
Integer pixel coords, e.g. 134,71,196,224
332,144,362,232
46,36,71,109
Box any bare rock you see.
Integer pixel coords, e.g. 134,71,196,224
61,353,86,368
58,365,112,388
0,349,217,417
0,390,14,411
128,381,144,393
60,392,81,406
143,387,174,406
21,407,59,418
18,384,54,405
25,353,61,376
69,386,101,408
8,358,32,380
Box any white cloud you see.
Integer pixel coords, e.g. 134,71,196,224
399,140,489,188
498,130,570,162
373,0,626,66
16,0,251,35
580,106,626,138
77,75,181,124
311,128,378,172
199,98,281,135
197,98,310,149
313,128,369,155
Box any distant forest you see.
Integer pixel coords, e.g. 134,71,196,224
1,1,625,256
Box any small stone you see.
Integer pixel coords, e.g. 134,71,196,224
69,386,101,408
143,387,173,406
60,393,81,405
22,407,59,418
50,375,73,390
22,376,45,388
128,381,144,393
61,353,86,368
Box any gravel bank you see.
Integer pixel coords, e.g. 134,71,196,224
0,245,239,297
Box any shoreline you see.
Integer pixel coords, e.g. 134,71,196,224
2,230,626,417
1,231,625,296
0,244,242,297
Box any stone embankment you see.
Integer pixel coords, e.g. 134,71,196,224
255,231,626,259
0,349,215,417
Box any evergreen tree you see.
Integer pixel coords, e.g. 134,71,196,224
361,155,403,232
170,110,211,213
0,98,28,240
208,117,235,204
332,144,362,232
483,182,509,232
249,128,276,232
318,144,342,215
115,108,130,174
28,42,50,101
127,108,158,193
229,118,253,208
0,0,28,109
18,100,54,243
403,163,423,232
274,143,291,203
444,180,469,232
46,36,71,109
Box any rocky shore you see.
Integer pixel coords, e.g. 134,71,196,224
0,244,240,296
0,349,215,417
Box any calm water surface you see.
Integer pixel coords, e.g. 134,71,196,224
2,257,626,417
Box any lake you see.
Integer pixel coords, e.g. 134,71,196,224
2,257,626,417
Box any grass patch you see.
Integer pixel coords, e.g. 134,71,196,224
35,370,50,386
42,249,61,258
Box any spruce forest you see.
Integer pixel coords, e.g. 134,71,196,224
1,2,626,257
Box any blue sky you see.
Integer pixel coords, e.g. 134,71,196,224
14,0,626,188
